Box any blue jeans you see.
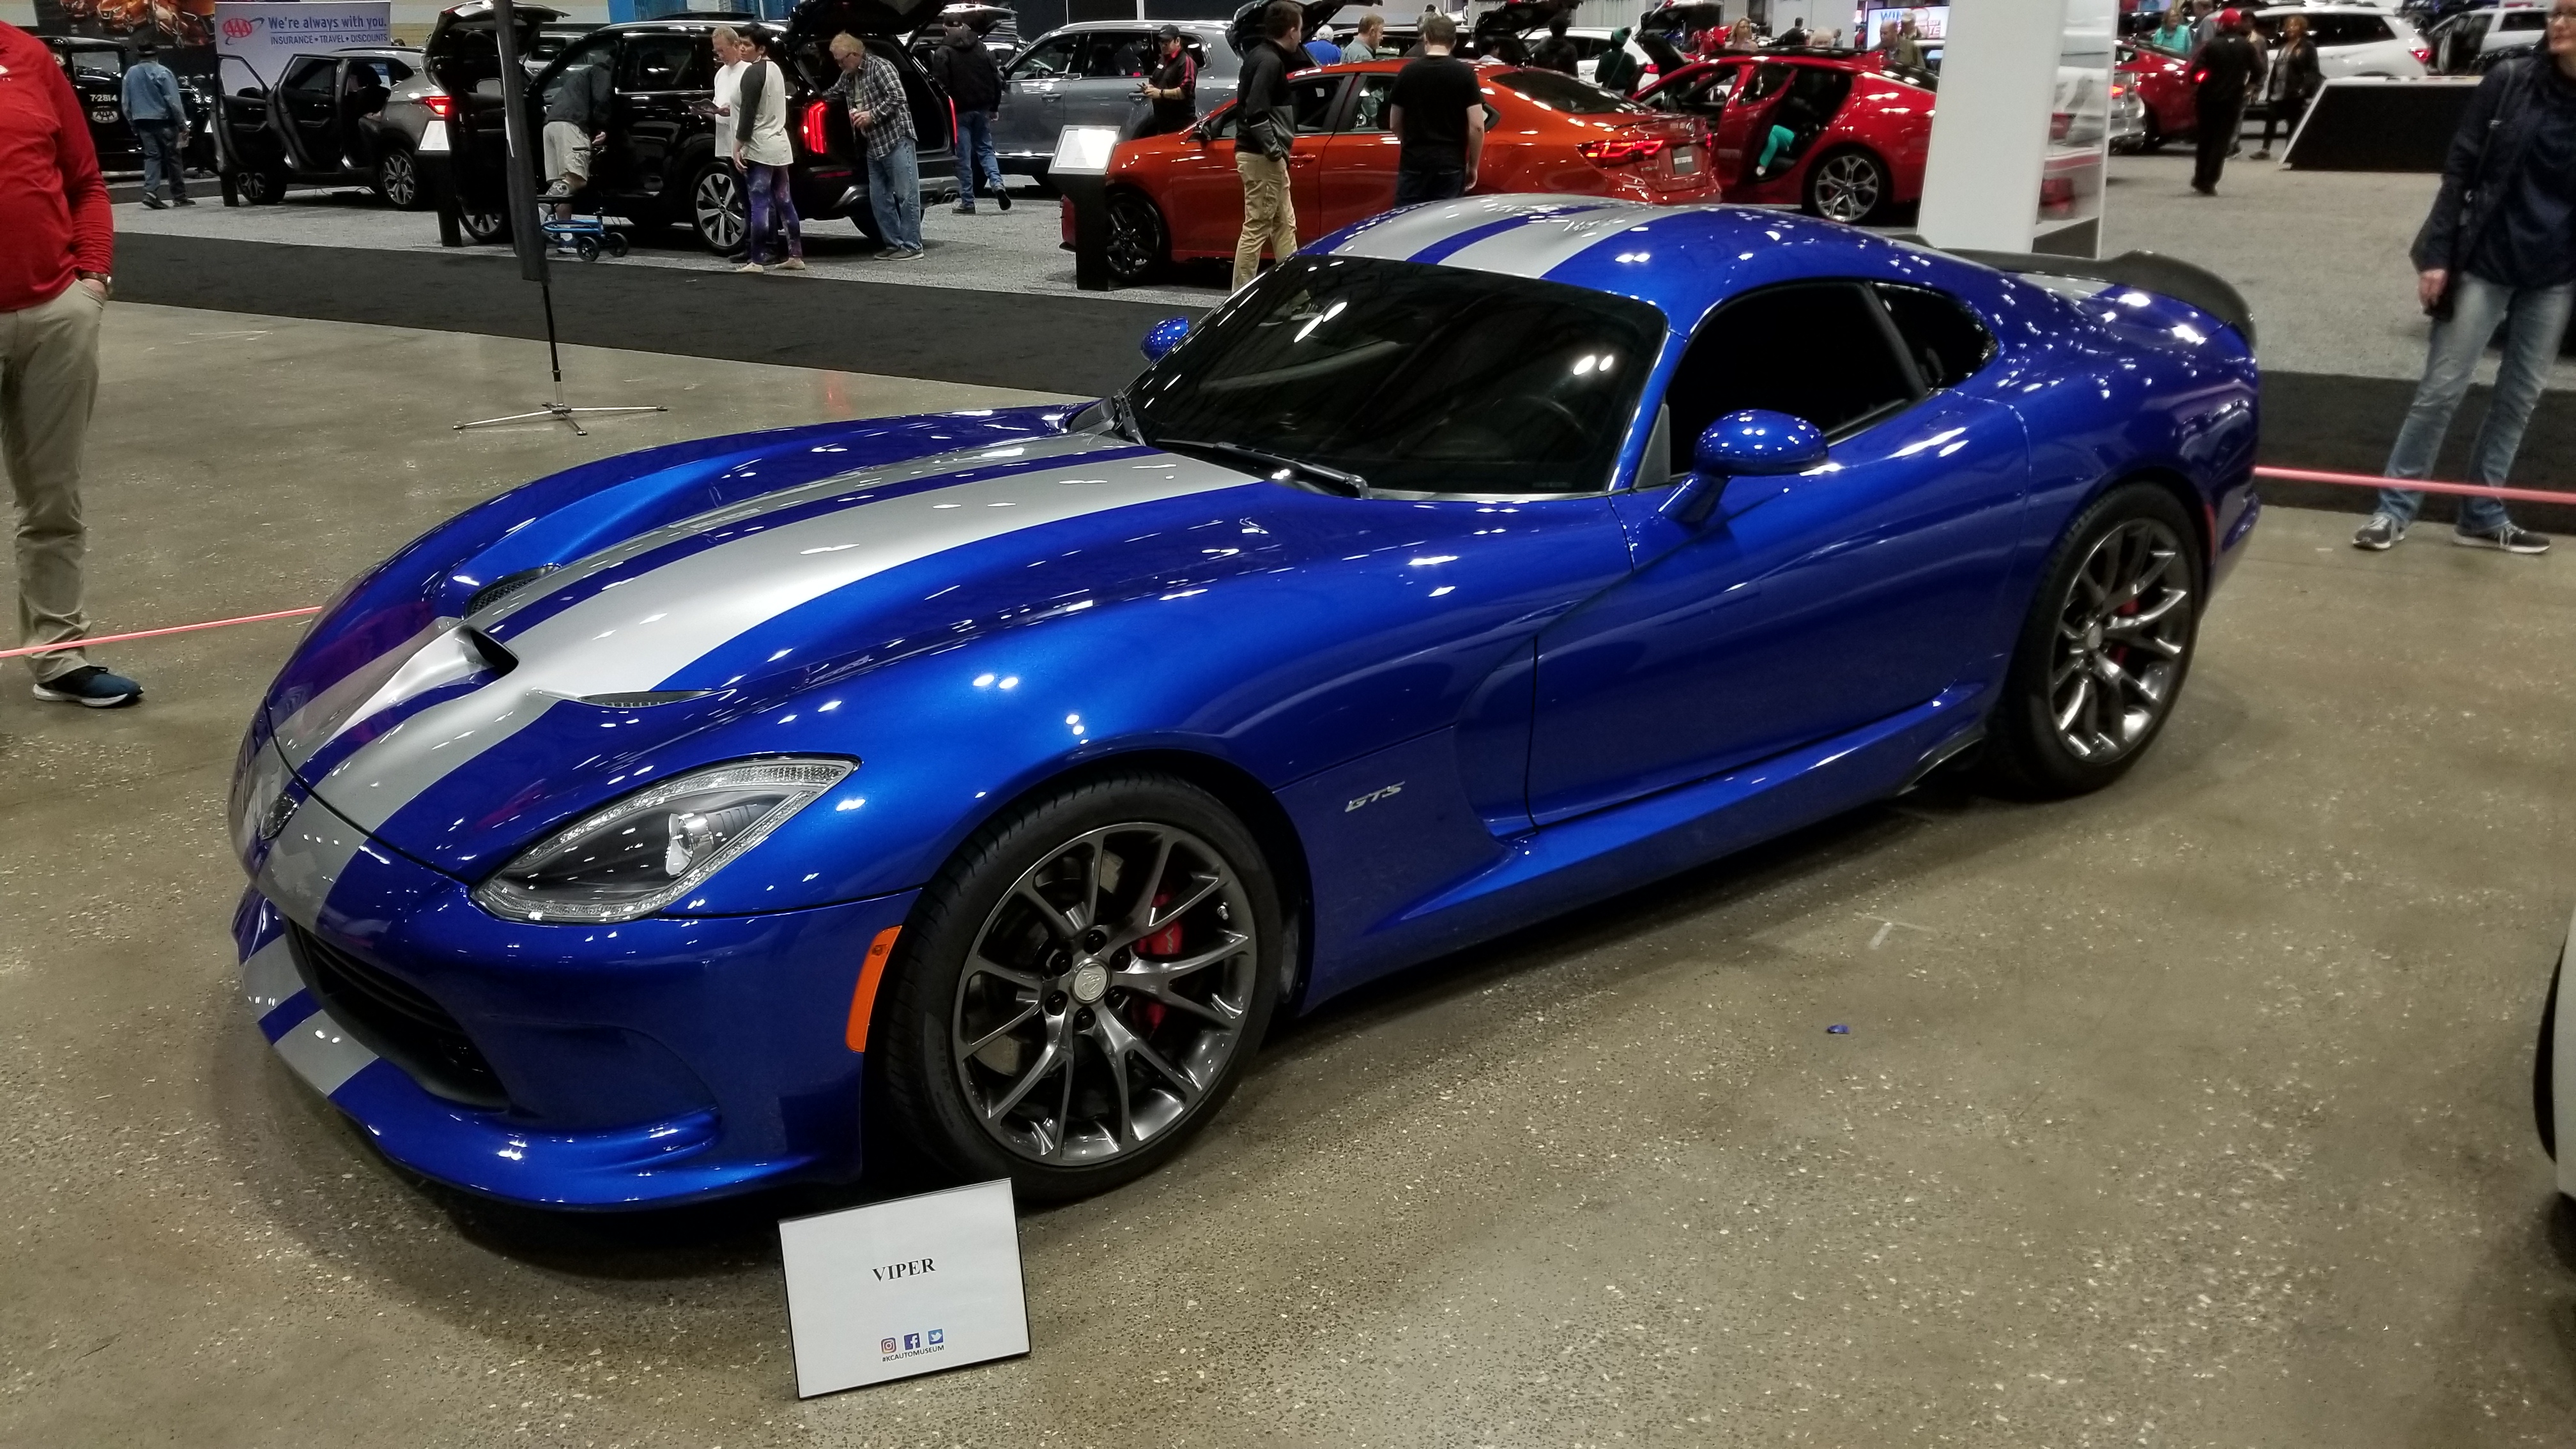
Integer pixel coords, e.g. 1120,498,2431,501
954,109,1002,209
134,121,185,199
867,137,923,251
2377,272,2575,533
745,162,801,265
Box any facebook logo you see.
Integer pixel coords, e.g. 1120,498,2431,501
903,1333,921,1351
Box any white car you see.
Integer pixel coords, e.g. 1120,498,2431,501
2537,903,2575,1199
2250,5,2430,78
2427,0,2552,73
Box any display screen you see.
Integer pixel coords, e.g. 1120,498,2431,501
1125,256,1665,496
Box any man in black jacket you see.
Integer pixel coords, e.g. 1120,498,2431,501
2354,1,2576,555
1233,0,1304,292
930,22,1007,213
2188,9,2257,194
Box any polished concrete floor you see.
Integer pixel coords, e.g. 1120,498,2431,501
4,305,2575,1446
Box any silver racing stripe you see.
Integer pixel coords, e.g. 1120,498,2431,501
306,444,1260,838
1439,206,1654,280
269,1006,379,1097
272,617,460,769
240,932,303,1020
256,792,381,929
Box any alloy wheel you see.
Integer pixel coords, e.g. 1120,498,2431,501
1104,195,1162,283
379,148,418,207
951,823,1261,1165
1812,153,1883,222
693,167,745,252
2048,517,2193,765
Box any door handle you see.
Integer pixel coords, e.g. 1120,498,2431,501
1289,153,1317,164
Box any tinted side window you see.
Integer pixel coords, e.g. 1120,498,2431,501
1010,36,1079,77
1291,75,1340,132
1875,284,1995,389
1737,62,1791,104
281,56,335,98
2501,11,2547,30
1664,282,1919,447
1089,31,1156,78
618,34,704,90
1349,73,1395,131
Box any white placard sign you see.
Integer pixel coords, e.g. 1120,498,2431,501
778,1178,1030,1397
213,2,395,92
1050,124,1122,176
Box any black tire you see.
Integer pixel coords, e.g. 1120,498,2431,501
2540,954,2563,1161
870,772,1285,1203
1802,146,1891,225
687,158,746,254
2138,110,2165,153
605,232,631,258
574,234,601,262
852,199,886,247
374,144,427,210
1104,188,1169,284
236,165,291,206
1984,482,2205,797
457,198,512,245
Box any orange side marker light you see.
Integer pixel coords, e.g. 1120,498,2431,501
844,926,902,1053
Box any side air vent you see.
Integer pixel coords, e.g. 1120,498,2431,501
576,691,715,709
464,564,562,617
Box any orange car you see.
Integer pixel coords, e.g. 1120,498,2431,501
1080,60,1716,284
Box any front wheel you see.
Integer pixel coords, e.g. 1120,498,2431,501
1803,148,1890,225
1104,189,1169,284
235,165,291,206
1985,483,2204,796
688,159,746,254
870,773,1284,1203
457,198,511,245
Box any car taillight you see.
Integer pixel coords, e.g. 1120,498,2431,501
1578,135,1669,167
421,92,454,119
2411,43,2431,63
802,100,831,157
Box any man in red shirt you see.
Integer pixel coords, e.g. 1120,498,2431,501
1,21,135,706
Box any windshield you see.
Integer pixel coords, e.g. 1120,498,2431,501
1490,67,1643,114
1127,256,1664,495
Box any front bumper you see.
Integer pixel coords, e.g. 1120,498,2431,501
233,795,916,1209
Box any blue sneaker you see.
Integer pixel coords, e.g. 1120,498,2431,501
33,665,143,708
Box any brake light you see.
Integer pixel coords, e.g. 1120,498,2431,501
1578,135,1669,167
420,92,455,119
2411,43,2431,63
802,99,831,157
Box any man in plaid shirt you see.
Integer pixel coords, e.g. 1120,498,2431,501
828,33,923,259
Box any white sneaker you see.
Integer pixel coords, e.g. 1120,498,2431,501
735,261,766,274
776,257,807,271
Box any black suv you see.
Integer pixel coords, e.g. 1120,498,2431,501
432,0,958,252
43,36,219,174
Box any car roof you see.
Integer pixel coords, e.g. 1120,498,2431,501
1028,18,1228,33
1314,196,1975,331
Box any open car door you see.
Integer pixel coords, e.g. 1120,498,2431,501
424,0,566,222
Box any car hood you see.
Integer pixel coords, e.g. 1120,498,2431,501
265,424,1322,874
1227,0,1347,56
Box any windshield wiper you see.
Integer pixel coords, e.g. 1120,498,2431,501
1156,438,1372,498
1102,390,1141,443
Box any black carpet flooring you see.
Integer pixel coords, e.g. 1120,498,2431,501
118,234,2576,533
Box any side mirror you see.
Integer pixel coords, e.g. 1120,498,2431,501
1671,409,1826,526
1139,315,1191,363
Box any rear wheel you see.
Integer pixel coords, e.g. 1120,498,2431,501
870,772,1284,1203
235,165,291,206
1803,147,1890,225
457,199,511,245
1104,189,1169,284
1985,483,2204,797
2138,109,2165,153
688,159,746,254
374,144,426,210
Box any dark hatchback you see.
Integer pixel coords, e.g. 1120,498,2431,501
431,0,958,253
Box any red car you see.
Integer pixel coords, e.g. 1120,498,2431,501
1631,49,1934,224
2113,40,2198,151
1087,60,1716,284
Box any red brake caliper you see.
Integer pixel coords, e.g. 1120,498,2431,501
1135,891,1177,1034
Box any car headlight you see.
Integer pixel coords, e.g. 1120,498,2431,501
473,758,854,924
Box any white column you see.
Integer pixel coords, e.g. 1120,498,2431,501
1916,0,2071,253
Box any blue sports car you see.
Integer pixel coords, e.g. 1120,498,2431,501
229,198,2260,1208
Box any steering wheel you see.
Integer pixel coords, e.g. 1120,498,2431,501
1494,395,1590,450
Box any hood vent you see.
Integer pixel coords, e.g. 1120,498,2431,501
575,690,715,709
466,564,562,617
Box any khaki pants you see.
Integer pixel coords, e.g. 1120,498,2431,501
3,283,103,682
1234,151,1296,293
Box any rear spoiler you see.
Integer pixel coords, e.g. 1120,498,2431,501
1943,247,2256,347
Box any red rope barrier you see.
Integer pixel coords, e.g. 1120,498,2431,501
2251,465,2576,508
0,607,323,661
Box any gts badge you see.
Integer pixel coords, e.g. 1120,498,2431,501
1345,782,1405,813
